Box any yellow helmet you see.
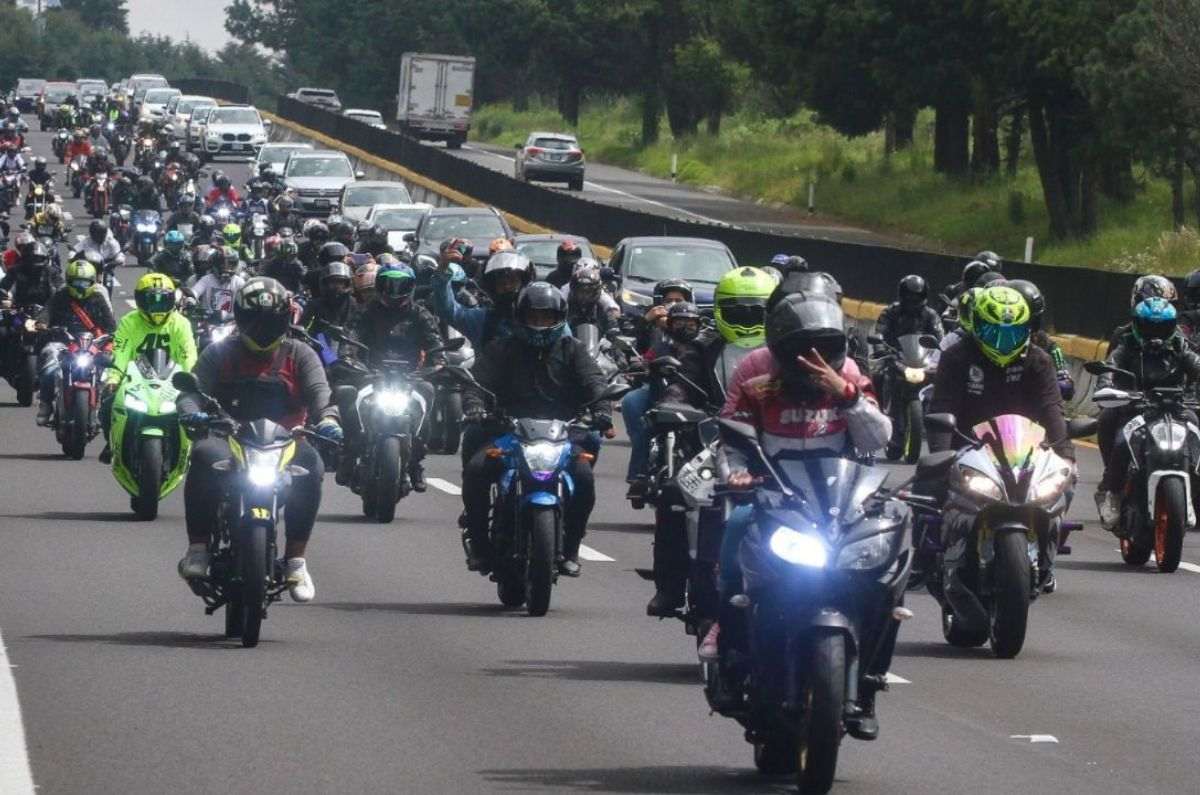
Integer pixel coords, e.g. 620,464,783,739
135,272,177,326
65,260,98,300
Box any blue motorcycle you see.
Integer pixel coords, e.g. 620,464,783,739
131,209,162,264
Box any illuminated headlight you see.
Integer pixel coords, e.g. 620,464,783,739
216,208,230,219
136,223,155,233
247,463,278,487
1151,423,1187,451
142,138,155,146
210,325,233,342
123,394,147,412
74,353,93,369
375,389,410,415
621,289,652,307
836,533,893,570
959,466,1002,500
903,366,926,384
119,209,131,219
523,441,568,472
1031,466,1072,503
768,526,828,568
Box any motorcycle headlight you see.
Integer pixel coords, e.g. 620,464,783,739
136,223,155,233
958,465,1002,500
245,448,284,487
903,366,926,384
74,353,93,369
1031,466,1072,503
119,209,131,219
123,394,147,412
621,289,652,308
374,389,410,416
836,533,894,570
210,325,233,343
768,526,828,568
216,208,230,219
523,441,568,473
1151,423,1187,452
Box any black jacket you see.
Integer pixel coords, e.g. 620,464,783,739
38,289,116,336
260,258,306,294
148,250,192,284
1100,331,1200,392
875,303,943,348
352,301,444,368
0,263,62,307
464,334,607,421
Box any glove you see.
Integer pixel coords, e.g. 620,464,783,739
464,408,488,425
315,417,343,443
593,412,614,433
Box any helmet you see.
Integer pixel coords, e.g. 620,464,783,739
366,224,388,250
73,129,85,141
31,157,46,172
773,271,844,309
89,219,108,245
652,278,694,306
771,253,809,275
327,216,355,246
376,265,416,309
1131,274,1177,308
274,234,299,261
1004,279,1045,325
321,261,353,293
975,250,1003,272
974,270,1006,288
89,123,101,137
318,241,350,267
896,274,928,312
957,288,979,334
219,247,240,279
569,258,603,304
214,172,231,192
515,281,568,349
766,294,847,386
46,203,63,222
14,230,36,261
961,260,992,289
163,230,185,253
1184,269,1200,310
304,219,329,244
276,194,295,214
134,272,176,326
137,175,155,194
353,261,379,302
197,214,216,240
65,260,99,300
665,301,702,343
481,250,534,298
971,285,1031,367
234,278,291,353
168,140,181,155
489,237,514,255
221,222,242,248
556,239,581,271
715,267,776,348
1132,297,1178,344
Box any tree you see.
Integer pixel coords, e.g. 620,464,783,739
58,0,127,33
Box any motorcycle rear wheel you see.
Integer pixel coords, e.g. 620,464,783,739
238,523,269,648
63,389,89,460
133,437,163,521
797,633,845,794
1119,536,1152,566
525,508,556,617
14,353,35,407
989,532,1031,659
1154,478,1186,573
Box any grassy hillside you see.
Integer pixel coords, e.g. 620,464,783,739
473,98,1200,274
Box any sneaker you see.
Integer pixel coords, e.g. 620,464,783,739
177,547,211,580
625,477,647,502
98,444,112,464
698,622,720,662
557,557,582,577
35,401,52,427
285,558,315,602
1096,491,1120,531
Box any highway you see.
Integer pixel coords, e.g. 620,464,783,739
0,119,1198,795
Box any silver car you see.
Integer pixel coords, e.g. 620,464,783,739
283,150,363,215
365,203,433,251
343,109,387,129
515,132,585,190
289,87,342,111
339,180,414,223
254,142,314,176
165,95,215,141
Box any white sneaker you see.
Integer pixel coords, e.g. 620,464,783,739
1096,491,1120,531
177,547,211,580
285,558,315,603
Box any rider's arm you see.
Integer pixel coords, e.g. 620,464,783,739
429,269,484,344
1030,351,1073,460
169,313,198,372
838,362,892,454
104,313,138,384
294,342,338,423
1098,341,1134,391
927,339,968,452
462,341,501,416
177,345,219,415
413,306,445,364
923,306,945,339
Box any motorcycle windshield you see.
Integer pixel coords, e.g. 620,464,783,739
513,418,569,443
972,414,1046,474
774,455,888,532
896,333,934,367
574,324,601,359
133,210,160,224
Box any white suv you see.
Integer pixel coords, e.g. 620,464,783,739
200,105,271,162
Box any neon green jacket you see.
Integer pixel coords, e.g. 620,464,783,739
104,310,198,386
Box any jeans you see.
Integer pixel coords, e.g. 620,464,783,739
38,341,110,403
718,504,755,597
621,385,653,481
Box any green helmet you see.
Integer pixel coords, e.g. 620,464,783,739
714,266,775,348
65,260,98,300
971,285,1031,367
222,222,242,248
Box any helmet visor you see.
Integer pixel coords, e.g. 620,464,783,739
717,299,766,329
1136,317,1176,340
137,288,175,315
975,321,1030,356
240,312,289,350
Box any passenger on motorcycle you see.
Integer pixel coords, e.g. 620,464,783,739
562,258,619,334
1106,274,1177,355
352,260,379,306
460,281,611,576
148,230,193,284
98,273,198,463
34,259,116,426
1094,297,1200,529
260,233,306,294
190,248,247,314
769,253,809,277
175,277,342,601
430,241,535,349
0,140,25,174
872,274,943,457
204,172,241,211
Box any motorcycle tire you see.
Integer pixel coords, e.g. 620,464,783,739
497,577,525,608
238,523,269,648
797,632,845,795
754,730,798,775
224,584,245,638
133,436,163,521
64,389,89,460
525,507,556,617
371,436,402,524
1154,477,1187,573
903,399,923,465
1119,536,1152,566
989,531,1031,659
439,392,462,455
15,353,36,407
941,605,987,647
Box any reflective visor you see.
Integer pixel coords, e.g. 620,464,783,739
718,300,765,328
69,279,94,293
975,321,1029,356
138,289,174,314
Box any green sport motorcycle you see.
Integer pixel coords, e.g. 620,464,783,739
109,348,191,520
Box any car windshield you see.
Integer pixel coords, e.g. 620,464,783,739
18,80,45,93
626,245,735,284
304,90,337,99
533,138,576,150
178,100,212,115
259,146,309,166
211,108,260,125
145,89,178,103
516,239,593,264
191,108,214,122
45,88,74,102
421,214,505,244
287,157,353,178
345,186,413,206
372,208,428,230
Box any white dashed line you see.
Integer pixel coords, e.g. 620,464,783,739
0,626,36,793
1010,734,1059,744
125,299,136,308
884,672,910,685
1178,562,1200,574
426,477,461,496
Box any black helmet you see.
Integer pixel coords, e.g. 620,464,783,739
328,216,355,245
771,271,843,309
197,214,216,239
31,157,46,172
1005,279,1045,320
975,250,1002,272
367,224,388,248
88,219,108,245
514,281,568,349
168,140,181,154
652,278,694,305
481,250,535,298
1184,269,1200,310
304,219,329,244
14,230,36,261
1130,274,1177,308
321,261,353,290
897,274,928,312
961,260,992,289
556,239,582,271
89,123,101,137
665,300,702,342
234,277,291,353
214,172,231,192
974,270,1006,289
137,175,155,193
766,294,847,384
318,241,350,267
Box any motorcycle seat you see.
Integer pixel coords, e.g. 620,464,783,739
646,401,709,430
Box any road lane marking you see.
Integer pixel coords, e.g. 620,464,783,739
578,545,614,562
1178,562,1200,574
0,627,36,793
125,299,135,308
426,477,461,495
1010,734,1058,744
884,672,910,684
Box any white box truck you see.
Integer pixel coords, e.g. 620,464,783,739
397,53,476,149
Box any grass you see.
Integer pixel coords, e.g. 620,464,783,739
472,98,1200,274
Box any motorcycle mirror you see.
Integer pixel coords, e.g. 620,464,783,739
1066,417,1098,439
915,450,956,476
1092,387,1133,409
1083,360,1135,382
924,412,957,434
919,334,940,349
355,171,365,180
171,371,199,392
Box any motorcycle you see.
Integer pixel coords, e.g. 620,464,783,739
68,156,87,199
243,211,269,263
53,130,69,163
107,123,130,166
135,135,158,172
50,329,111,459
189,308,236,351
0,302,42,406
131,209,162,263
109,205,132,249
25,179,54,219
917,413,1094,658
575,322,621,382
172,371,338,648
0,170,23,214
707,418,913,793
209,199,241,231
109,347,190,520
1088,361,1200,572
88,171,111,218
426,327,473,455
869,333,937,464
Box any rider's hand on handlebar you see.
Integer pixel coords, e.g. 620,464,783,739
727,470,755,490
464,408,488,425
315,417,343,443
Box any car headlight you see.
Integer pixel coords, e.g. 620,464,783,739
124,394,147,412
374,389,410,415
836,533,893,570
958,466,1002,500
621,289,652,307
768,526,828,568
1151,422,1187,451
1031,466,1072,503
523,441,568,473
903,366,926,384
74,353,93,369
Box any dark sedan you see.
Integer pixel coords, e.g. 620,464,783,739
607,236,739,320
514,233,596,279
409,206,514,273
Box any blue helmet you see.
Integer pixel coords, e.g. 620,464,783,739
163,230,185,252
1132,296,1177,343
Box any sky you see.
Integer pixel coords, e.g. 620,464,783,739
127,0,232,52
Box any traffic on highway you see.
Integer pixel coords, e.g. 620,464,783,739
0,71,1196,795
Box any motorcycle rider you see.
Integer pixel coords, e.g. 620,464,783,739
1094,297,1200,529
562,259,619,334
1178,269,1200,351
64,130,92,167
220,221,255,266
260,233,306,294
269,194,302,233
0,140,25,174
165,194,202,236
355,223,392,258
301,240,351,298
97,273,198,463
1005,279,1075,401
23,157,54,220
1107,274,1177,355
298,219,330,272
352,261,379,306
327,216,356,250
148,230,193,284
301,261,357,332
30,203,69,246
33,259,116,426
175,277,342,601
190,248,247,314
203,172,241,211
872,274,943,457
0,233,61,306
460,281,610,575
86,123,110,153
430,240,535,350
71,220,125,278
130,175,165,213
545,239,583,288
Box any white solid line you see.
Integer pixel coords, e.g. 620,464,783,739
578,544,614,562
426,477,461,496
884,672,910,685
0,627,36,793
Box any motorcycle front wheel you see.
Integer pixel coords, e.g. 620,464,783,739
132,436,163,521
238,523,269,648
1154,478,1187,573
989,531,1031,659
371,436,402,523
525,507,556,617
63,389,89,460
797,632,845,794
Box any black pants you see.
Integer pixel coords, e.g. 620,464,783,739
184,436,324,543
461,441,595,548
1098,406,1136,492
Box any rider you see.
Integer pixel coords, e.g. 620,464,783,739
34,259,117,426
1094,297,1200,528
98,273,198,463
190,248,247,314
545,238,583,288
1005,279,1074,401
71,220,125,278
1179,269,1200,352
220,222,255,266
0,140,25,174
30,203,69,245
872,274,944,457
352,261,379,307
260,233,306,294
148,230,193,284
130,175,165,213
301,261,357,332
355,224,392,258
1107,274,1177,355
23,157,53,220
64,130,92,165
269,194,302,234
175,277,342,601
203,172,241,211
562,258,619,334
297,219,330,272
0,233,61,306
430,241,535,350
460,281,610,575
86,123,110,153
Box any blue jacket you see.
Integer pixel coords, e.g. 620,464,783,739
429,270,515,348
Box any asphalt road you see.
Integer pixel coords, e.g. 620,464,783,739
0,121,1198,795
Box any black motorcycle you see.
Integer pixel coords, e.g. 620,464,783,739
0,301,41,406
869,333,937,464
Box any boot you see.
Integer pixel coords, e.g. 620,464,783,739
408,459,426,493
462,529,493,574
646,578,686,617
335,450,355,487
98,443,112,464
35,400,52,427
846,688,880,741
558,534,582,577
